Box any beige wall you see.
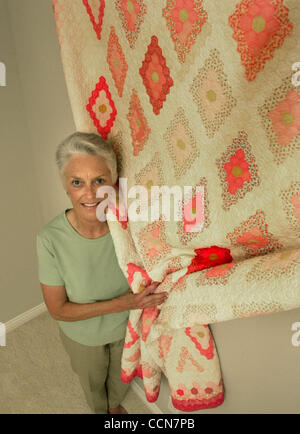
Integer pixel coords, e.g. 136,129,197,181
7,0,76,223
0,0,75,322
1,0,299,414
0,0,40,322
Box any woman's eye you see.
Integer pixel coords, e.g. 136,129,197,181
96,178,104,184
72,180,81,187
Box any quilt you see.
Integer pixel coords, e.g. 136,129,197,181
53,0,300,411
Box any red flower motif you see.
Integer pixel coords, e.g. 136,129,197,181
229,0,293,81
237,226,270,253
120,0,141,31
126,262,151,290
115,0,147,49
170,0,198,34
191,387,198,395
107,26,128,97
127,89,151,156
238,0,280,55
139,36,174,115
82,0,105,40
176,389,184,396
124,320,139,348
224,149,251,194
268,89,300,146
86,76,117,139
163,0,208,63
205,387,213,394
185,326,214,360
187,245,233,275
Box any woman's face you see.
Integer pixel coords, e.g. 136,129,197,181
64,153,115,222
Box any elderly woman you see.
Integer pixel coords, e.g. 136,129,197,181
36,132,168,414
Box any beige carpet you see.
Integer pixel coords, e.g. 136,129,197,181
0,311,153,414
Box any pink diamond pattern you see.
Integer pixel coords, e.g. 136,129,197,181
107,26,128,97
139,35,174,115
86,76,117,139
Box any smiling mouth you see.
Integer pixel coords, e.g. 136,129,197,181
81,202,101,208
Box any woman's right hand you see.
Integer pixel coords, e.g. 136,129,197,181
117,281,168,311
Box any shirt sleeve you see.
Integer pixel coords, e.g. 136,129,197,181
36,234,65,286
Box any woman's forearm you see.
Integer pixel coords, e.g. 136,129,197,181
54,298,124,322
51,283,167,322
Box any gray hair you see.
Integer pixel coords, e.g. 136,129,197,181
55,131,118,185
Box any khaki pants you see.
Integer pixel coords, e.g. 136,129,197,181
59,328,130,414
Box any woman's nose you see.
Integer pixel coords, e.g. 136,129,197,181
84,183,97,197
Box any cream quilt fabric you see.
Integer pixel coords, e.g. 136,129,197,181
53,0,300,411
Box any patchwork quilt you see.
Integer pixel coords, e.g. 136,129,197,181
53,0,300,411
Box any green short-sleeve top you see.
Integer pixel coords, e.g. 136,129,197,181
36,209,130,346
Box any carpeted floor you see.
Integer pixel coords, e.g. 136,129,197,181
0,311,152,414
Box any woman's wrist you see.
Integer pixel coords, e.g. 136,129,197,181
111,295,127,313
54,297,126,321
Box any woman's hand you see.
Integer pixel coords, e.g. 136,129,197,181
117,281,168,311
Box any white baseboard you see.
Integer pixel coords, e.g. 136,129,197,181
130,380,163,414
5,303,47,333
